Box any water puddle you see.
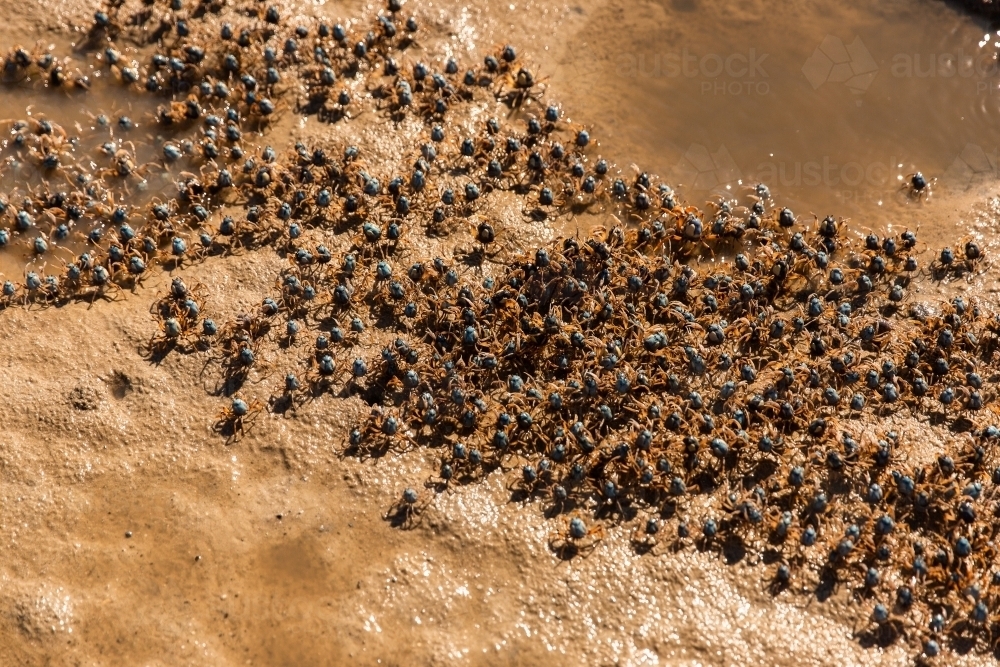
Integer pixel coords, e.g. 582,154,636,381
0,44,279,281
556,0,1000,242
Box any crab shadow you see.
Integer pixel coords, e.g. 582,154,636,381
384,506,421,530
550,543,593,561
138,340,180,366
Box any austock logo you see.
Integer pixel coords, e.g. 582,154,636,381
942,144,998,192
615,48,770,95
802,35,878,95
672,144,742,194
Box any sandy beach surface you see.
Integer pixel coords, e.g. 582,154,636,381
3,1,1000,665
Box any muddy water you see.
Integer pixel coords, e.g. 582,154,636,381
0,79,170,276
555,0,1000,241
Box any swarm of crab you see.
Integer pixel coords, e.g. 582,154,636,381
2,0,1000,660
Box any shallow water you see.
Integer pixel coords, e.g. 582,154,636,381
0,78,169,275
555,0,1000,237
6,0,996,279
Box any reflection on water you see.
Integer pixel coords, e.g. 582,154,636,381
556,0,1000,238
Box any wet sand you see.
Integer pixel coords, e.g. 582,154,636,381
0,275,932,667
2,1,1000,666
